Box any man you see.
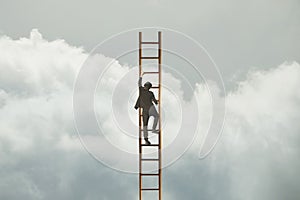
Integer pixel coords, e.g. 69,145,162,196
134,72,159,145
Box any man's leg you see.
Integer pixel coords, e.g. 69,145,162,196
142,111,151,144
149,105,159,133
143,126,148,139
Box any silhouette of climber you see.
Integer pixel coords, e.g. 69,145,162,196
134,72,159,145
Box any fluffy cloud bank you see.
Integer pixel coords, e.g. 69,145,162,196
0,30,136,200
169,61,300,200
0,30,299,200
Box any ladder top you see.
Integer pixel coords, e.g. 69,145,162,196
142,188,159,191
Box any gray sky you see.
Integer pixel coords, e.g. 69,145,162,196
0,1,300,200
1,0,299,84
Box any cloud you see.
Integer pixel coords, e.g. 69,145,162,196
0,29,300,200
167,61,300,200
0,29,137,200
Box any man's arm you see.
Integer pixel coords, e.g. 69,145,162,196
135,72,143,110
152,92,158,105
138,76,142,87
134,97,140,110
138,72,144,87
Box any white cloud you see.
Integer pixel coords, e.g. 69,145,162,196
222,62,300,199
0,29,86,153
0,29,137,200
169,61,300,200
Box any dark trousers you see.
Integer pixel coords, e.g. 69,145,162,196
142,105,159,139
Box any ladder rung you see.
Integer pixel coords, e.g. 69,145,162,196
141,41,159,44
144,72,159,74
136,85,160,89
141,158,159,161
142,188,159,191
141,144,159,147
141,56,159,59
141,173,159,176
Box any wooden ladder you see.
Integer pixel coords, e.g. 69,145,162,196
138,31,162,200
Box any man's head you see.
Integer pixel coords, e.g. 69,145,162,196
144,82,152,90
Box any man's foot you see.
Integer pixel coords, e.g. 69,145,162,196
152,129,159,134
144,138,151,145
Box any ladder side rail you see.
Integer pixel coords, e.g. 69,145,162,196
158,31,162,200
138,31,142,200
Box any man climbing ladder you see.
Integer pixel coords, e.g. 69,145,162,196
136,31,162,200
134,72,159,145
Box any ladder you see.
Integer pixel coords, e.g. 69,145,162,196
138,31,162,200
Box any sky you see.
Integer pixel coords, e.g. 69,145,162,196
0,0,300,200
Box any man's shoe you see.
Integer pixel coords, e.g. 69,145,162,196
152,129,159,134
144,138,151,145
